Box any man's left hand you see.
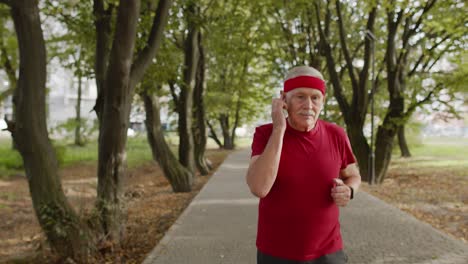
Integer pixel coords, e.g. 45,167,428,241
331,178,351,207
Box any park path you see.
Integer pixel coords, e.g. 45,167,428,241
143,149,468,264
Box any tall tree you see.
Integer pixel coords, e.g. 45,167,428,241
140,83,193,191
374,0,465,183
2,0,173,259
177,0,199,174
93,0,173,245
3,0,96,259
204,0,275,150
314,0,377,181
93,0,141,245
192,31,211,175
137,1,196,192
310,0,466,183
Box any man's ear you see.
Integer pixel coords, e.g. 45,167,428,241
280,91,286,101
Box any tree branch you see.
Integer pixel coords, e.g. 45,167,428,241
335,0,358,90
368,66,384,103
405,90,433,118
314,0,350,120
408,0,437,37
408,34,451,77
404,83,441,120
273,7,297,65
350,41,365,63
206,120,222,148
130,0,172,89
168,79,179,111
357,7,377,119
92,0,115,119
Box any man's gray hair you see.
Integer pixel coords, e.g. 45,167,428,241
285,66,324,81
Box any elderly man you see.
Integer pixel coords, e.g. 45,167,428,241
246,66,361,264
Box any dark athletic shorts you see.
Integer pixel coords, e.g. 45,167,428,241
257,250,348,264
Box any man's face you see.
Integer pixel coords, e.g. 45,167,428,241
282,88,325,131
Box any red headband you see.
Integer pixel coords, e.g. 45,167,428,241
283,75,326,95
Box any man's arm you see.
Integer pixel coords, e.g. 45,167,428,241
331,163,361,206
246,127,285,198
246,97,286,198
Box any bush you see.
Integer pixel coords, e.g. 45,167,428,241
0,143,66,170
53,143,67,167
0,149,23,170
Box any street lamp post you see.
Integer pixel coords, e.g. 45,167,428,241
366,30,376,185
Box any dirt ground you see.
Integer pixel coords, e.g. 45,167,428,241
362,158,468,244
0,152,466,263
0,149,231,264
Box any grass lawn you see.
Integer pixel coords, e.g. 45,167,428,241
391,136,468,176
0,134,252,179
0,136,154,179
364,136,468,243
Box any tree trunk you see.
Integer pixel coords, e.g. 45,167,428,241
374,97,404,184
398,125,411,157
347,124,369,181
192,31,211,175
374,10,407,184
92,0,114,120
9,0,94,260
375,55,404,183
374,125,394,183
142,90,193,191
229,58,249,151
207,120,223,148
230,94,241,150
96,0,140,245
178,2,198,174
74,68,84,146
219,114,233,150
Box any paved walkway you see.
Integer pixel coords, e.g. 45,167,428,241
143,150,468,264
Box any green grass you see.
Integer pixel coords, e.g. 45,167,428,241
396,136,468,160
0,135,154,178
2,134,464,179
60,136,153,168
391,136,468,176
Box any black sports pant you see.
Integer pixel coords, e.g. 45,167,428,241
257,250,348,264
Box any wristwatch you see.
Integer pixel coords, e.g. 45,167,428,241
348,185,354,200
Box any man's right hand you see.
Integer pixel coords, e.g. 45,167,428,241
271,98,287,132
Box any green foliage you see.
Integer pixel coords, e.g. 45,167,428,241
39,203,75,238
204,0,277,127
0,147,23,170
53,142,67,167
0,140,66,176
51,118,99,145
43,0,96,76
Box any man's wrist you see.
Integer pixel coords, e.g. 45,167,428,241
348,185,354,200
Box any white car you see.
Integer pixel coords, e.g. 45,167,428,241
0,119,7,130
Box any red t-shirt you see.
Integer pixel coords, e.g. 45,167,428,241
251,119,356,261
